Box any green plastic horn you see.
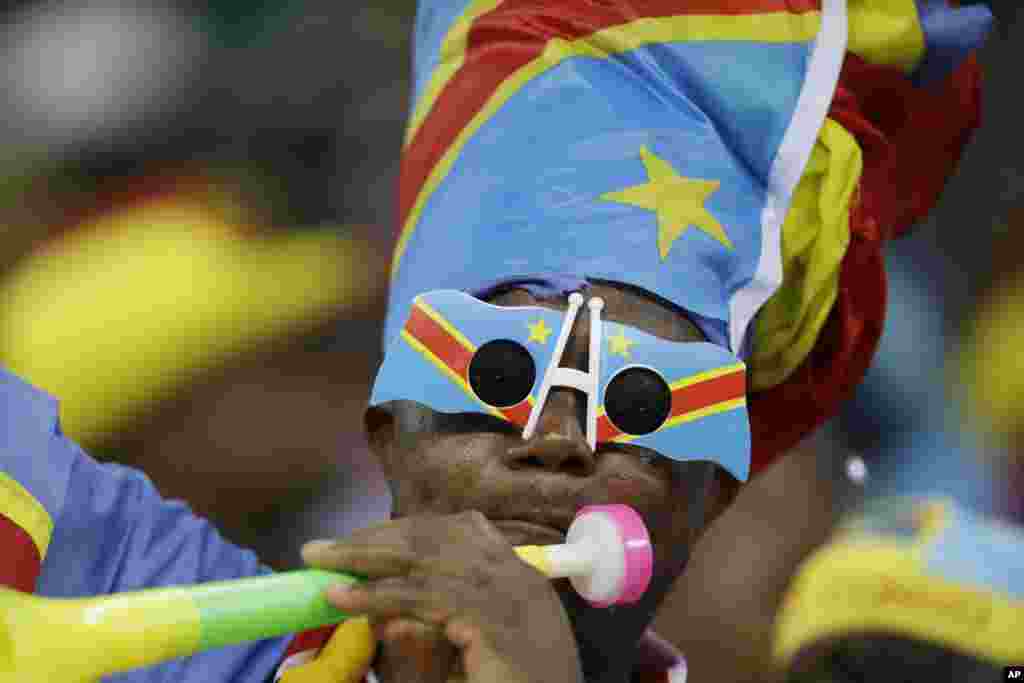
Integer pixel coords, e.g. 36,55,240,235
0,505,652,682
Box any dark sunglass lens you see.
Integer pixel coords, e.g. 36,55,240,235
605,367,671,435
468,339,536,408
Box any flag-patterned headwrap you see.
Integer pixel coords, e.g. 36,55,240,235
384,0,992,476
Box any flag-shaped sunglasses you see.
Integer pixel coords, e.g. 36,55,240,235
371,290,751,480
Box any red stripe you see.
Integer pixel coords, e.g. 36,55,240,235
404,303,533,426
597,413,620,442
0,513,42,592
283,625,334,659
597,368,746,441
501,400,533,427
405,303,474,377
668,369,746,420
398,0,820,236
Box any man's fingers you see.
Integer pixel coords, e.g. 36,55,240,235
375,618,458,683
326,576,454,624
444,618,481,649
302,541,419,577
384,620,456,673
302,511,514,579
445,617,514,683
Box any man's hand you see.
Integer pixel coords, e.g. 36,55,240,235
301,511,582,683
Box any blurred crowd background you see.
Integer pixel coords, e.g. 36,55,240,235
0,2,1019,681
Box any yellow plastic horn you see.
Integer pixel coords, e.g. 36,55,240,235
0,571,358,683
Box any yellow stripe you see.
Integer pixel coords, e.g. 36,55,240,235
774,538,1024,666
392,11,823,277
0,471,54,560
415,299,477,351
847,0,926,72
595,364,745,418
403,0,504,147
610,397,746,443
401,329,503,419
660,396,746,430
667,362,746,391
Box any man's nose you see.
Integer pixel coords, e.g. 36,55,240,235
504,388,596,476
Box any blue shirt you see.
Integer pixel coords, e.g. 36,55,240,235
1,367,288,682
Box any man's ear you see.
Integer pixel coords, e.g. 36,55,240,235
706,468,742,527
364,403,397,474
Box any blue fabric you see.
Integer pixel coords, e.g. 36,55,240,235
387,36,815,351
408,0,478,110
925,502,1024,601
912,0,993,87
1,368,288,683
0,370,73,530
852,496,1024,602
869,426,1002,520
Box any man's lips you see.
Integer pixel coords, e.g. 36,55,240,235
491,520,567,545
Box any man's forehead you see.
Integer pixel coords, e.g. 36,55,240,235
488,282,705,344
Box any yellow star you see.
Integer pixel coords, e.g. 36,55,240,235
600,146,733,261
608,329,635,359
526,318,552,344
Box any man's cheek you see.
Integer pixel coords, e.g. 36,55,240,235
604,474,658,504
387,465,446,515
445,459,486,500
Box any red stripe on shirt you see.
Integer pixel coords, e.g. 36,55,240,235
0,513,42,592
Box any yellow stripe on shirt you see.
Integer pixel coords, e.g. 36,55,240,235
0,471,54,560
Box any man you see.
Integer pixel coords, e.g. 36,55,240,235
282,1,991,679
0,1,989,682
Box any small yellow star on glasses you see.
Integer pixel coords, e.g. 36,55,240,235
527,318,552,344
608,329,635,358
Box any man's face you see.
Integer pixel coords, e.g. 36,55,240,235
365,283,739,631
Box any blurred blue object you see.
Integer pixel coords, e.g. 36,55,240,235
836,233,949,449
867,425,1003,519
828,231,1010,518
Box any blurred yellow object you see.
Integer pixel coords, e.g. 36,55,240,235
748,118,858,391
959,269,1024,452
279,617,375,683
0,196,381,446
774,499,1024,668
